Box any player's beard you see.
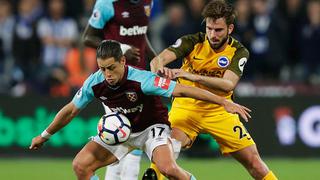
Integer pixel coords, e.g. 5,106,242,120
210,35,229,50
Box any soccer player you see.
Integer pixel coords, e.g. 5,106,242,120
82,0,156,178
150,0,278,180
29,40,251,180
82,0,155,69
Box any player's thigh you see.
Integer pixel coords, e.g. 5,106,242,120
169,107,201,147
204,113,255,155
74,141,118,170
139,124,180,161
152,142,178,172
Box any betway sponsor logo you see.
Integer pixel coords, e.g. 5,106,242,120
110,104,143,114
120,25,148,36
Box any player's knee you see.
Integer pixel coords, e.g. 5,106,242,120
157,162,179,178
72,158,88,176
248,154,269,177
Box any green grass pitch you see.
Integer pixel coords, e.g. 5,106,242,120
0,157,319,179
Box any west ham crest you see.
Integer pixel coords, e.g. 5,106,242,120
144,5,151,17
126,91,138,102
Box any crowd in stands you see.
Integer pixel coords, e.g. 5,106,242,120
0,0,319,97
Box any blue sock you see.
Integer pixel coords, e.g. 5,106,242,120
190,174,197,180
130,149,143,156
90,174,99,180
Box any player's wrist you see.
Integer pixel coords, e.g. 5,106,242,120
40,130,52,139
220,98,228,106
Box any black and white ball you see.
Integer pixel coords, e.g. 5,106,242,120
97,112,131,145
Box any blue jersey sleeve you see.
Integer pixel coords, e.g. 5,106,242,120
72,73,97,109
88,0,115,29
127,66,176,97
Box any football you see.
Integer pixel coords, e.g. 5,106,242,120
97,112,131,145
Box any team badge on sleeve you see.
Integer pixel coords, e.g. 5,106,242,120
144,5,151,17
92,9,101,20
217,56,230,68
76,88,83,98
126,91,138,102
154,77,170,90
172,39,182,48
238,57,247,72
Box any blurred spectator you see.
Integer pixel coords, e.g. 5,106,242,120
186,0,207,33
277,0,305,81
150,0,163,20
160,3,192,68
12,0,41,96
161,3,192,47
300,0,320,85
64,43,97,92
37,0,79,96
0,0,15,93
29,0,44,20
233,0,253,48
246,0,288,81
1,0,320,97
78,0,95,31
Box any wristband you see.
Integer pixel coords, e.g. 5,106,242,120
120,43,131,54
41,130,52,139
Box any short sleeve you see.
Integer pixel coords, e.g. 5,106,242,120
227,47,249,77
127,67,177,98
88,0,115,29
167,32,206,59
141,73,177,98
72,74,95,109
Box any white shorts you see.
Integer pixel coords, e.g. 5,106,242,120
92,124,181,161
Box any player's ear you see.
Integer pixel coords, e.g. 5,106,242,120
228,24,234,35
120,55,126,65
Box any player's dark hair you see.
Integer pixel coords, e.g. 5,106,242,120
202,0,236,25
96,40,123,61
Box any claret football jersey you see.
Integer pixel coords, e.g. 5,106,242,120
168,32,249,112
72,66,176,132
89,0,152,69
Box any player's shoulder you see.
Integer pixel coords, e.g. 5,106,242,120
94,0,116,10
127,66,154,82
181,32,206,44
83,70,105,88
230,37,249,57
95,0,116,4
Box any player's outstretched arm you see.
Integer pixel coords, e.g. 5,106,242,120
172,83,251,121
82,24,104,48
29,102,81,150
172,69,240,93
150,49,177,77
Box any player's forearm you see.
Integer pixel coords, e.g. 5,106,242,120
82,24,103,48
150,49,176,72
83,35,102,48
173,84,225,105
193,75,235,93
46,103,79,135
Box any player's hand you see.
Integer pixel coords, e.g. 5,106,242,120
29,135,48,150
124,47,140,66
157,67,175,79
222,100,252,122
171,69,197,81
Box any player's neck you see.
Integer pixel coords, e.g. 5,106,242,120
213,37,229,53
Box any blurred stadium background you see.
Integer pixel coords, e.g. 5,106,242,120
0,0,320,179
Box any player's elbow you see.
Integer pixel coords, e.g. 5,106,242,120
82,34,95,48
172,84,193,97
219,82,235,93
